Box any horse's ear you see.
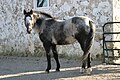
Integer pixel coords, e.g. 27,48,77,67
24,10,26,15
30,10,33,14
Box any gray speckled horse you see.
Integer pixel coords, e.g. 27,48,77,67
23,10,95,74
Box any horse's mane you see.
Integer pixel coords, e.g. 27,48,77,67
33,11,54,18
40,12,53,18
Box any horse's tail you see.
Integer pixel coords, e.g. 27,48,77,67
82,20,95,62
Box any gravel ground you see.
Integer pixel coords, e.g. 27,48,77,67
0,56,120,80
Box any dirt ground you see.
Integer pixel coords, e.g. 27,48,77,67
0,56,120,80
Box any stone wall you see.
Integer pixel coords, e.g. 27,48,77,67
0,0,113,59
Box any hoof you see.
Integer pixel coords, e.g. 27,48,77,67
56,69,60,72
45,69,50,73
85,68,92,74
80,68,85,74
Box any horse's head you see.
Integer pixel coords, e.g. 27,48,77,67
24,9,54,34
24,10,35,34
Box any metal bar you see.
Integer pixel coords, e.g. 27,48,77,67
103,36,105,63
104,32,120,34
104,49,120,50
105,41,120,42
104,62,120,65
104,56,120,58
102,22,120,64
103,22,120,34
103,22,120,29
104,41,109,61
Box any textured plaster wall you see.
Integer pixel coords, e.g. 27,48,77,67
0,0,113,59
0,0,44,57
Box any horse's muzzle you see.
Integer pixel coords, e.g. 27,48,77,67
27,28,32,34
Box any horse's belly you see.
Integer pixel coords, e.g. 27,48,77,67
57,36,76,45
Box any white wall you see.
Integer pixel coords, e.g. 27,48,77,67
0,0,113,59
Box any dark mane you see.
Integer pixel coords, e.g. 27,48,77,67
33,11,55,19
40,12,53,18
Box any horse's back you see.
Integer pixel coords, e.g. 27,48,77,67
70,16,90,34
71,16,95,42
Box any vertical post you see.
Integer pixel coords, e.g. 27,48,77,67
102,24,105,63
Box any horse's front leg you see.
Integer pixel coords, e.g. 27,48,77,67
51,44,60,72
43,43,51,73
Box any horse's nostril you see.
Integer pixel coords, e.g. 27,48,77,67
27,28,32,34
27,31,31,34
29,28,32,32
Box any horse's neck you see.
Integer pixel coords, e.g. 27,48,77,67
33,18,45,33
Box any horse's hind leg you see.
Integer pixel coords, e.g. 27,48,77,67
81,57,86,73
86,53,92,74
43,43,51,73
51,44,60,72
77,42,87,73
82,41,93,74
81,50,92,74
87,53,91,68
78,40,92,74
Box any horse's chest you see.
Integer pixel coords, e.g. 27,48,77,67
39,31,52,42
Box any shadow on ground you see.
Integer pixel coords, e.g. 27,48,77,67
0,57,120,80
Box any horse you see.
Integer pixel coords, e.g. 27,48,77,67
23,10,96,74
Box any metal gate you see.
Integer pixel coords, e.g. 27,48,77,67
103,22,120,64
